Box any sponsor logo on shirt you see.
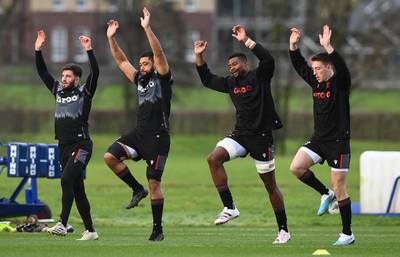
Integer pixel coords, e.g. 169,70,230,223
313,91,331,99
56,95,79,104
138,81,155,93
233,85,252,94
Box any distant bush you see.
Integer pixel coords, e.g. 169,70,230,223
1,109,399,141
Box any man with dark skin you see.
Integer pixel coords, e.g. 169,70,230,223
104,7,172,242
194,24,290,244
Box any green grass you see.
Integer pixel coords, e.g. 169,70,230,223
2,226,399,257
0,83,232,111
2,83,400,113
0,134,400,256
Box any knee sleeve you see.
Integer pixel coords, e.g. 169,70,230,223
255,159,275,174
146,166,163,181
146,155,167,181
106,142,128,160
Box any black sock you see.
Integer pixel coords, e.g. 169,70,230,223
151,198,164,233
216,184,234,209
116,167,144,192
299,169,329,195
58,218,67,228
338,197,352,235
86,224,95,232
274,209,288,232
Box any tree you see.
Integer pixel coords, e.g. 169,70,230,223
303,0,360,48
0,0,22,63
258,0,299,155
257,0,364,154
347,0,400,83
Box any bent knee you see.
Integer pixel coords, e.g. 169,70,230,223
289,163,307,178
207,153,225,167
208,147,229,165
104,152,121,169
104,152,116,162
207,153,215,165
207,152,217,164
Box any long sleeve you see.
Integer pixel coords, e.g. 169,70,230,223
35,50,56,92
289,48,314,87
252,43,275,80
84,50,100,96
329,50,351,89
196,62,229,93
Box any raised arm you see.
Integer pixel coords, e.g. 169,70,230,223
232,24,274,72
35,30,46,52
35,30,56,91
79,35,92,51
79,36,99,95
140,7,169,76
289,28,301,51
232,24,256,50
107,19,137,82
319,25,350,86
319,25,334,54
289,28,315,86
194,40,207,66
194,40,228,93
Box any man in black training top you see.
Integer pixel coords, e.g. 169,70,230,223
35,30,99,240
194,24,290,244
289,25,354,245
104,7,172,242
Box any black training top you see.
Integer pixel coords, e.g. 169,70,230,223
35,50,99,143
196,43,282,136
133,70,173,134
289,48,351,141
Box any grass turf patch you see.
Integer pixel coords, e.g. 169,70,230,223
1,134,399,256
1,225,399,257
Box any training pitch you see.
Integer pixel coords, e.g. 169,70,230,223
0,134,399,257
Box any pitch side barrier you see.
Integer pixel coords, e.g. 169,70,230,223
352,151,400,216
0,142,76,219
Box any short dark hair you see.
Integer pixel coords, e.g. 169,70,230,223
62,63,82,78
228,52,247,62
140,51,154,61
311,52,332,66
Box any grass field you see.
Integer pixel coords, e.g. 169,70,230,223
0,134,399,256
2,83,400,113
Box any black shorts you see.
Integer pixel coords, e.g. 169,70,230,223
228,131,274,161
303,136,350,170
117,129,170,171
58,139,93,170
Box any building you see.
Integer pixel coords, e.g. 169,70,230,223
1,0,400,87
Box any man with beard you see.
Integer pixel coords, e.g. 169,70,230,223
35,31,99,240
194,25,290,244
104,7,172,242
